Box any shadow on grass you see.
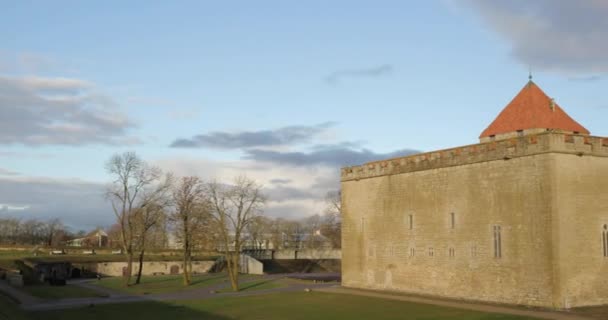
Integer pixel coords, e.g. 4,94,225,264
219,278,280,293
240,279,276,291
190,274,226,286
27,300,232,320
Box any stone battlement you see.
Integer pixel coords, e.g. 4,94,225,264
341,132,608,182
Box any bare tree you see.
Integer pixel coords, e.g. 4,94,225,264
321,190,342,248
133,200,170,284
44,218,64,247
246,216,271,250
303,214,323,249
170,176,209,286
207,176,265,291
105,151,172,286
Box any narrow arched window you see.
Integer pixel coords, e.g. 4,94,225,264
408,214,413,230
450,212,455,229
361,217,365,233
603,225,608,257
493,225,502,258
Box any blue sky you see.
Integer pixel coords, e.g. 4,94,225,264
1,0,607,229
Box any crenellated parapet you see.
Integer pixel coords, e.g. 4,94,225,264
341,132,608,182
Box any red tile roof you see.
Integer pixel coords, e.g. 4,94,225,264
480,81,590,138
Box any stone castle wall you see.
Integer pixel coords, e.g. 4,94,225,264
341,132,608,182
552,154,608,308
341,132,608,308
76,260,215,277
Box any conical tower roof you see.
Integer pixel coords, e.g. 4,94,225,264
480,81,589,138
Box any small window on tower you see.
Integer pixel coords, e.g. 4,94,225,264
602,225,608,257
450,212,455,229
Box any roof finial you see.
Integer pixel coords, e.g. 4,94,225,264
528,66,533,81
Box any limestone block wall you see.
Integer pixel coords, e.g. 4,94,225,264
77,260,215,277
552,153,608,308
342,153,556,307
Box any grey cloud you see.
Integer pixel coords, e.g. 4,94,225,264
269,178,292,185
264,203,318,220
311,173,340,191
0,75,138,146
325,64,394,84
245,144,420,167
464,0,608,75
264,185,318,203
0,168,19,176
0,177,113,229
170,122,336,149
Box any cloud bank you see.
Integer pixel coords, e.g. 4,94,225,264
464,0,608,75
170,122,336,149
0,75,138,146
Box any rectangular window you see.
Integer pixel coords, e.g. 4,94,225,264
603,225,608,257
408,214,413,230
450,212,455,229
428,247,434,257
361,217,365,233
449,247,455,258
410,248,415,257
493,225,502,258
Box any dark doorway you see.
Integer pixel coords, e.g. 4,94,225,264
71,268,81,278
122,266,128,277
170,265,179,275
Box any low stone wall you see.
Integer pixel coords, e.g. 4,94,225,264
240,255,263,275
273,249,341,260
75,260,215,277
7,274,23,287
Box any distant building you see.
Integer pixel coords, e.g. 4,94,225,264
341,80,608,309
66,229,108,247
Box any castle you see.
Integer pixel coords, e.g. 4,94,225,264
341,80,608,309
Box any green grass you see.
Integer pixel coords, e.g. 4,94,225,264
0,293,29,320
19,284,107,300
0,250,30,270
30,292,540,320
94,274,258,295
217,278,285,293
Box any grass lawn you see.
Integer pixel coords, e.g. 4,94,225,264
217,278,286,293
19,284,107,299
29,292,540,320
94,274,259,295
0,251,31,270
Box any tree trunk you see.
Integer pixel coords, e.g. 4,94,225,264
135,248,145,284
183,246,190,285
226,251,239,291
124,247,133,286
